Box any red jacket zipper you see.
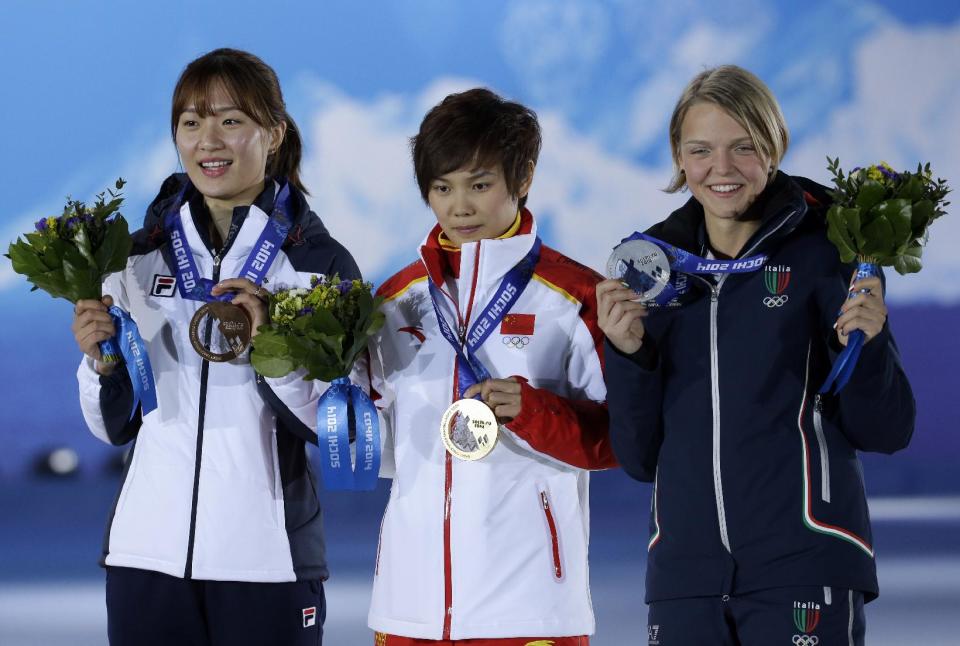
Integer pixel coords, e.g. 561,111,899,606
540,491,563,579
442,245,483,639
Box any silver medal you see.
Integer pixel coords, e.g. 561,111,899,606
606,239,671,302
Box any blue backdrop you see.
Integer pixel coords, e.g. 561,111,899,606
1,3,958,644
1,0,956,489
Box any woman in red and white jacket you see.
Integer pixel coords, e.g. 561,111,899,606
365,88,617,645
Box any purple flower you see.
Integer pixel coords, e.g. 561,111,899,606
338,280,353,295
298,306,315,316
878,166,900,181
34,218,48,232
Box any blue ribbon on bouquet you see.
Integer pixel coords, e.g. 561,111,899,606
818,261,879,395
97,306,158,419
315,377,380,491
619,232,768,306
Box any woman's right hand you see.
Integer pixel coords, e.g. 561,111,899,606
596,279,648,355
72,296,117,374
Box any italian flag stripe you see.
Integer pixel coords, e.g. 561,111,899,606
798,344,874,557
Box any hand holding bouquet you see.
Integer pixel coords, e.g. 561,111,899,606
252,275,385,491
6,180,156,417
821,158,950,393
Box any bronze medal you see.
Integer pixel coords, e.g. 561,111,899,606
189,301,252,362
440,399,498,461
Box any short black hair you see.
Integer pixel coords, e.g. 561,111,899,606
411,88,541,209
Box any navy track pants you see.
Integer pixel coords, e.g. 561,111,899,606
106,565,325,646
647,585,865,645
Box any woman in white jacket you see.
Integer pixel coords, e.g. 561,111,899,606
367,88,617,646
71,48,358,646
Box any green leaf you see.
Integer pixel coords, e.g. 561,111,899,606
893,244,923,275
7,240,50,277
251,353,297,378
872,199,912,251
306,308,345,337
23,231,49,247
73,224,98,269
861,215,896,259
94,217,132,274
839,207,865,248
364,310,386,337
315,333,344,359
250,329,296,378
41,238,70,270
826,206,857,262
911,200,935,236
61,255,100,301
895,175,924,202
856,179,887,213
28,268,71,301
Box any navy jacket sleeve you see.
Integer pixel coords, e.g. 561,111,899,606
817,266,916,454
603,337,664,482
98,367,142,446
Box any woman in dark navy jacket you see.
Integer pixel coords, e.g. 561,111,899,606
597,65,914,645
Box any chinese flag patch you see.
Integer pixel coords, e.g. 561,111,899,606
500,314,535,335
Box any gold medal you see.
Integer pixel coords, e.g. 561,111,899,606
189,301,252,362
440,398,498,461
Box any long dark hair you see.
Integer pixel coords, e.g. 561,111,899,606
171,48,308,194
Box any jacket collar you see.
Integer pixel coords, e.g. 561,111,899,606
145,173,324,260
419,208,537,289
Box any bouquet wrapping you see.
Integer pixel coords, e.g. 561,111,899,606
6,179,157,417
252,275,385,490
821,158,950,393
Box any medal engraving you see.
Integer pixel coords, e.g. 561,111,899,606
606,239,671,302
189,302,252,362
440,399,498,461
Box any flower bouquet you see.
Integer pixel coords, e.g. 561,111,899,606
6,179,156,416
825,158,950,275
821,158,950,393
252,275,385,490
8,179,132,303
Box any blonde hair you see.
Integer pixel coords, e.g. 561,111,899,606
666,65,789,193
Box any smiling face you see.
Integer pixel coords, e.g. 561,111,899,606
427,162,533,246
679,101,771,225
174,83,284,209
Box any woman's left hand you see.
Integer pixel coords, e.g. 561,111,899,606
463,378,522,423
835,273,887,346
211,278,271,337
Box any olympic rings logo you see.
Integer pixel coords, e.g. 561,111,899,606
792,636,819,646
502,335,530,348
763,295,790,308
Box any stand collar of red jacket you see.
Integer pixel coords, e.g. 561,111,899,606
419,208,535,286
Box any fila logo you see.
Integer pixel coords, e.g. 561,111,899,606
151,274,176,298
302,606,317,628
